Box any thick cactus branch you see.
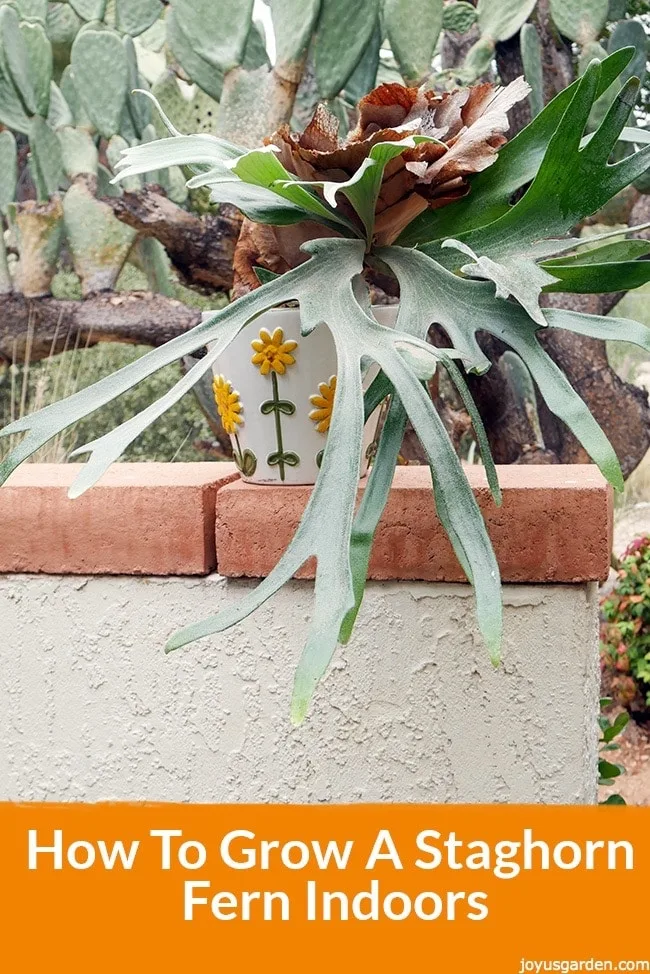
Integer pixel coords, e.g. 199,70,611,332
0,290,201,364
105,187,241,292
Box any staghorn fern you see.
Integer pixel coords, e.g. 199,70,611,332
3,50,650,722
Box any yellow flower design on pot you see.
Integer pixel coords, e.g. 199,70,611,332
309,376,336,433
212,374,257,477
212,374,243,435
251,327,298,375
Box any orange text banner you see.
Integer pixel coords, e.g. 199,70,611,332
1,802,648,973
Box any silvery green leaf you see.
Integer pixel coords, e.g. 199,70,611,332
443,237,558,327
431,66,650,268
380,246,650,492
0,238,501,720
113,133,243,183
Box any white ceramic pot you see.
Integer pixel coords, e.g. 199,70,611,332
207,306,398,485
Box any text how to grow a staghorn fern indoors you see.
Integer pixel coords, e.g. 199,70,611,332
3,51,650,722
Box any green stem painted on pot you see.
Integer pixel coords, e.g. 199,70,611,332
261,371,299,480
271,372,286,480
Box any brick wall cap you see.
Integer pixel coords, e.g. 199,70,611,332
215,464,613,584
1,462,612,582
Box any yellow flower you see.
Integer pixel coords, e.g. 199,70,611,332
213,374,243,436
251,327,298,375
309,375,336,433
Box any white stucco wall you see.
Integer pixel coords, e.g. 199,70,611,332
0,574,600,804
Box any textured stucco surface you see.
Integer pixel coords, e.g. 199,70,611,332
0,574,599,804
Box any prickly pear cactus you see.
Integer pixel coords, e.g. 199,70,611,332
477,0,538,42
549,0,609,43
115,0,163,37
10,197,65,297
69,0,107,22
384,0,444,85
151,70,221,136
170,0,254,74
442,1,478,33
459,0,538,81
16,0,47,21
520,22,544,116
58,126,99,180
70,28,128,138
63,179,137,295
29,115,63,199
0,130,17,216
20,19,52,116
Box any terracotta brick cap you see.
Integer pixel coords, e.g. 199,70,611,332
216,464,613,584
1,462,238,576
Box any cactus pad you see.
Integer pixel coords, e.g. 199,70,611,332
0,130,18,216
20,20,53,116
115,0,163,36
442,1,477,33
477,0,537,43
549,0,609,43
58,125,98,179
71,28,128,137
63,179,136,295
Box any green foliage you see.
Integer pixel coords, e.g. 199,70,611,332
1,3,39,114
602,537,650,709
598,699,628,804
58,125,99,179
5,48,650,719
